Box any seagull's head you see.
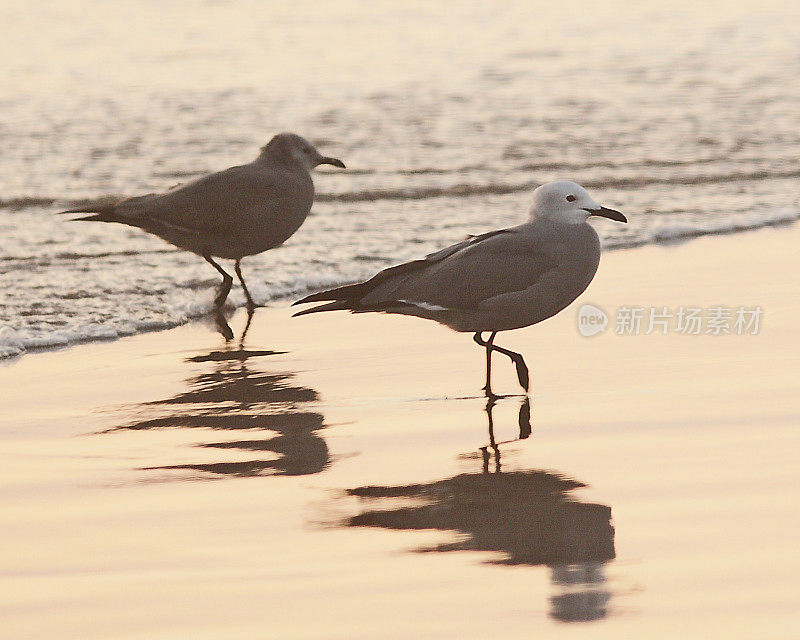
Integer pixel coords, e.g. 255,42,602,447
529,181,626,225
261,133,346,171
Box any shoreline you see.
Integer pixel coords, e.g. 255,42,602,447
2,216,798,363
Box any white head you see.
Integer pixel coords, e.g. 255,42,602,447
529,181,626,225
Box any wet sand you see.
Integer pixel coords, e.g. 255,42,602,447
1,225,798,639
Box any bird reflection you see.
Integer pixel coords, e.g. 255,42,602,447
346,397,615,622
212,304,250,342
106,310,330,478
213,306,236,341
549,563,612,622
480,395,531,473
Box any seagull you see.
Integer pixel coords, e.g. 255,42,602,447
293,181,626,396
61,133,345,308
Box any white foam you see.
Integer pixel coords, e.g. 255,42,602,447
1,208,797,361
602,208,799,250
0,326,25,359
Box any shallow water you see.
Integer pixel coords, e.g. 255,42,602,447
2,0,799,356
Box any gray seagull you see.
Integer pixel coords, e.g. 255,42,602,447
293,181,626,396
61,133,345,308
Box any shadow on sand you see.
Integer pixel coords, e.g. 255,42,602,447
346,397,616,622
103,310,331,478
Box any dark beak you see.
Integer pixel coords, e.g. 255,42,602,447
318,156,346,169
584,206,627,223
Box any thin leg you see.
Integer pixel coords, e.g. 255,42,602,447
473,331,497,397
485,332,494,394
488,342,530,392
473,331,529,393
203,253,233,307
234,259,256,309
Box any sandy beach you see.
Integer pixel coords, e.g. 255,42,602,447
1,223,797,638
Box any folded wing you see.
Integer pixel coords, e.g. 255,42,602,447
294,225,560,315
62,163,309,238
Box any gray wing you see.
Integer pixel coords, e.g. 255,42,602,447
360,225,560,310
113,163,311,236
295,228,523,308
421,229,508,262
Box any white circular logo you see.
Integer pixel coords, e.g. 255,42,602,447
577,304,608,337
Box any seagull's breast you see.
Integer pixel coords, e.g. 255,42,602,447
536,222,601,310
561,222,602,293
467,222,602,332
236,170,315,255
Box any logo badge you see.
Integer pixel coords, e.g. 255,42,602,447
577,304,608,337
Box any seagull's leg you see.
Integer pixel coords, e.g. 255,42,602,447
473,332,498,397
485,396,501,473
484,333,494,395
203,253,233,307
234,259,256,309
488,341,530,393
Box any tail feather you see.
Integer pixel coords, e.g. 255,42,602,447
293,258,428,308
294,281,371,305
292,300,353,316
70,213,112,222
292,299,411,317
59,202,118,221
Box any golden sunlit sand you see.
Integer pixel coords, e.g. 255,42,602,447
1,225,798,639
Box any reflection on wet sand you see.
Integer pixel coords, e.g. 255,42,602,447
480,395,531,473
106,312,330,477
550,563,612,622
347,398,615,622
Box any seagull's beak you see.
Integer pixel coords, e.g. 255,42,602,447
317,156,346,169
584,206,627,223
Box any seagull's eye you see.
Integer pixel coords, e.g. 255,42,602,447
303,147,312,154
566,195,576,202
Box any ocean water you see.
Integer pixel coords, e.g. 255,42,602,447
1,0,798,358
